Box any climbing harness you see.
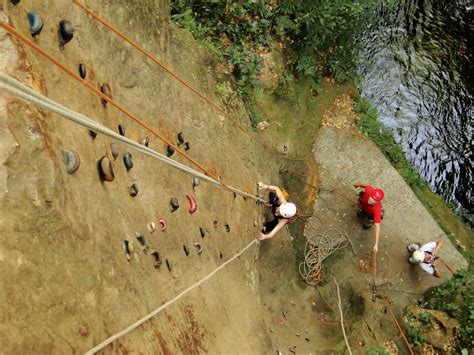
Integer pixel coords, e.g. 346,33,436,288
299,229,349,286
84,239,258,355
72,0,304,161
0,74,264,203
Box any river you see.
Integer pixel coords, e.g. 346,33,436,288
358,0,473,224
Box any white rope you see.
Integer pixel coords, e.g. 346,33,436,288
85,238,258,354
333,277,352,355
299,229,349,286
0,74,264,202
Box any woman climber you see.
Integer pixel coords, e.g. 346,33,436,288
257,181,297,240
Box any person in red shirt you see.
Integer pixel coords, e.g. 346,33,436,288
353,182,384,253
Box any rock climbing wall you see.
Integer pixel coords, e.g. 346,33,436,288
0,0,275,353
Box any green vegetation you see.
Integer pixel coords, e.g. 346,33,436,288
365,347,390,355
424,269,474,351
171,0,376,126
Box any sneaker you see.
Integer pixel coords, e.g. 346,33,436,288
407,243,420,252
408,256,419,264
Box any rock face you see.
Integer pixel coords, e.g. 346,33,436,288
405,306,459,351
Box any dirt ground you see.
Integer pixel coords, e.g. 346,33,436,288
0,1,468,354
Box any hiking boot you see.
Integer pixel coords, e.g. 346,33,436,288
407,243,420,252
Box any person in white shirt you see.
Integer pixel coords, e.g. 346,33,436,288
407,240,444,278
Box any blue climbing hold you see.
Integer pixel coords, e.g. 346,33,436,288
27,12,43,37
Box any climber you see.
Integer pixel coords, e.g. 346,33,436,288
407,240,444,278
353,182,384,253
257,181,297,240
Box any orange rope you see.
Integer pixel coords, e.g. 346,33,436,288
0,20,237,193
380,294,415,355
72,0,305,162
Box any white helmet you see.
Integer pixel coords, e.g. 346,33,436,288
280,202,296,218
412,250,425,263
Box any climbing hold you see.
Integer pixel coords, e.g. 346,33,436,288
123,153,133,171
170,198,179,212
165,259,172,272
140,135,149,147
58,20,74,48
183,245,190,256
123,240,132,261
289,346,296,354
88,130,97,139
118,125,125,136
78,64,86,79
199,227,206,238
147,222,156,233
61,149,80,174
100,83,112,107
129,183,139,197
166,145,175,157
192,176,200,189
110,143,120,161
233,192,237,199
186,194,197,214
150,250,161,269
213,220,218,229
177,132,186,144
135,233,149,253
158,218,167,231
10,0,21,5
27,12,43,37
219,252,223,259
224,223,230,233
98,155,114,182
193,241,202,255
183,142,190,151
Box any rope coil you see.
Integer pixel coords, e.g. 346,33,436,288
299,229,349,286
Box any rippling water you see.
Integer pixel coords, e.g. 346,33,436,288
358,0,473,224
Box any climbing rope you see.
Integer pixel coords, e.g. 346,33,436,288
299,229,349,286
72,0,305,162
0,74,264,203
84,238,258,355
333,277,353,355
0,20,237,195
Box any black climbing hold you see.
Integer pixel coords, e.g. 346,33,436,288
213,220,218,229
140,136,149,147
219,252,223,259
224,223,230,233
166,145,175,157
177,132,185,144
89,130,97,139
79,63,86,79
123,153,133,171
118,125,125,136
123,240,132,261
61,149,80,174
151,250,161,268
199,227,206,238
129,183,139,197
183,245,190,256
27,12,43,37
100,83,112,107
233,192,237,199
98,155,114,182
58,20,74,48
183,142,190,151
166,259,172,272
10,0,20,5
110,143,120,161
170,198,179,212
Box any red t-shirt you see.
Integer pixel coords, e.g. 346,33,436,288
359,185,383,223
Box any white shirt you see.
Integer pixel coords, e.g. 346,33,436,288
419,241,437,275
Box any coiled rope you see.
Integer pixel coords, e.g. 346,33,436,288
72,0,304,161
299,229,349,286
0,74,264,203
